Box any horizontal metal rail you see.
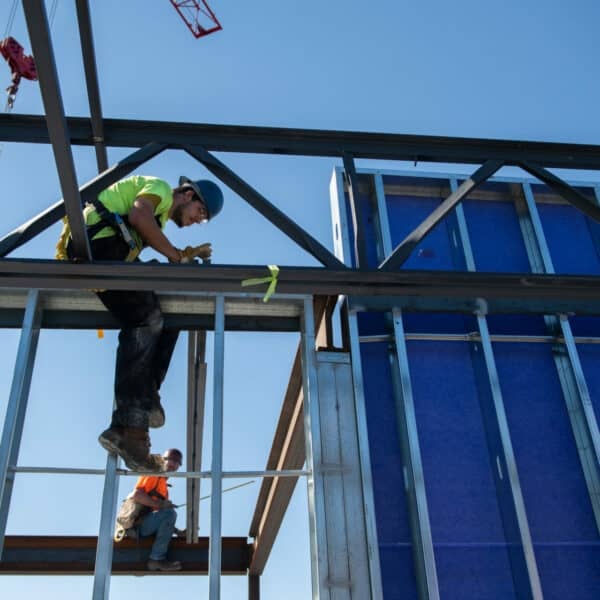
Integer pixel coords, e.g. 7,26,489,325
359,333,600,344
10,467,309,478
3,114,600,169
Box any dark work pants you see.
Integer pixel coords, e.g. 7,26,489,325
70,236,179,429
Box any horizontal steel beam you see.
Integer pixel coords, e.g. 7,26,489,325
0,536,250,575
3,114,600,169
0,289,305,331
1,260,600,314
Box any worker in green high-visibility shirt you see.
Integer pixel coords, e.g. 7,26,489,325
57,175,224,472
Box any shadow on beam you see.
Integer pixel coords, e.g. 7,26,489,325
0,536,251,575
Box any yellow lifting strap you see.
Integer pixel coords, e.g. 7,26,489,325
241,265,279,303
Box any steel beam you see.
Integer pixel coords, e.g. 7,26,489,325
0,142,167,257
3,113,600,169
183,145,346,269
0,288,305,331
380,160,504,270
75,0,108,172
0,536,250,574
22,0,90,260
2,260,600,314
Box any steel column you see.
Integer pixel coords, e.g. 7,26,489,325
75,0,108,172
187,330,207,544
0,290,42,558
451,179,543,598
209,295,225,599
92,454,120,600
249,574,260,600
379,160,504,270
22,0,90,260
342,154,369,267
183,144,346,269
300,298,329,599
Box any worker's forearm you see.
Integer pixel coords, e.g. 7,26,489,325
128,206,179,262
136,222,180,263
131,489,161,509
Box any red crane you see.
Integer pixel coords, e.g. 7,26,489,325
169,1,223,39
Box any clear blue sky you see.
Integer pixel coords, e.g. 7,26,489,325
1,1,600,598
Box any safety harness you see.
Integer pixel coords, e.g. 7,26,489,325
86,198,137,251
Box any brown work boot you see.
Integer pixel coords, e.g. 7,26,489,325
98,426,163,472
147,558,182,572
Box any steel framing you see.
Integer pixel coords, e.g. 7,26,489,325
1,2,600,599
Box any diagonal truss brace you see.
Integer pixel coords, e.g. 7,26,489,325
0,143,167,257
519,161,600,222
182,144,347,269
379,160,504,270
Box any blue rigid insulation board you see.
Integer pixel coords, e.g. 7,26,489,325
360,341,418,600
492,342,600,599
340,172,600,598
462,198,546,336
537,201,600,336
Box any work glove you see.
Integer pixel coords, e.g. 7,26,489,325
157,499,177,510
178,243,212,263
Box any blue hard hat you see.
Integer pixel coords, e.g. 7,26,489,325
179,176,224,220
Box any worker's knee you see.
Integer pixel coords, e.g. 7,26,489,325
161,507,177,525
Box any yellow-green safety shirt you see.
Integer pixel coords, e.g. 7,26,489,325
84,175,173,250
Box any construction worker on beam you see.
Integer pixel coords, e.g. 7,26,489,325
57,175,224,471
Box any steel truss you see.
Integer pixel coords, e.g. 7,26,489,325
1,2,600,600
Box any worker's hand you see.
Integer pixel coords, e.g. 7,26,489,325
179,243,212,263
157,499,176,510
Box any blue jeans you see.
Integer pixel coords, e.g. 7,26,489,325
138,507,177,560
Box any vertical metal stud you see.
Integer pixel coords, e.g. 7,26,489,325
372,173,439,599
346,312,384,599
92,454,120,600
389,311,440,600
209,295,225,599
300,297,329,599
453,180,543,598
519,183,600,530
0,290,43,557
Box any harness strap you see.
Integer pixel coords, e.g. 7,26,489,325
89,198,137,250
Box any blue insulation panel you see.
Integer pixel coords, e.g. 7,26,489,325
332,171,600,599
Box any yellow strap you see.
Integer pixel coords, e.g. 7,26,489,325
241,264,279,302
